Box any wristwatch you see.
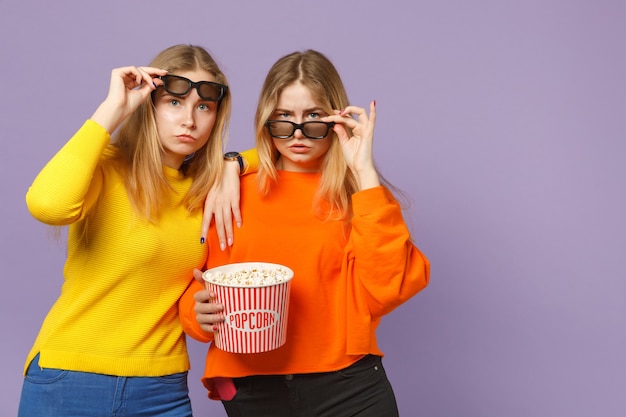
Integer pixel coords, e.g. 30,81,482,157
224,151,244,172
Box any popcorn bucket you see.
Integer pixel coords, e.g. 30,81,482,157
202,262,294,353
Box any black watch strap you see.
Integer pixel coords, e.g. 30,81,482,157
224,151,244,172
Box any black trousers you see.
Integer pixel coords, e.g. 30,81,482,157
222,355,400,417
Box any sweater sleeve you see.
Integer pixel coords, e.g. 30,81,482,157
239,148,259,175
179,279,214,343
347,186,430,318
25,120,110,225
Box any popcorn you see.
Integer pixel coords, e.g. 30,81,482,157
202,262,295,353
204,266,291,287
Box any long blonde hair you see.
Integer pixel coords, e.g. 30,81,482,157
107,44,231,221
254,50,358,221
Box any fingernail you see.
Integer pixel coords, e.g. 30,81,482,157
227,237,233,246
339,109,346,115
212,325,218,332
373,100,376,107
220,242,226,251
236,222,242,228
200,237,205,244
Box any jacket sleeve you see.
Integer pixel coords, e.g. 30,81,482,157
346,186,430,318
25,120,109,225
239,148,259,175
179,278,214,343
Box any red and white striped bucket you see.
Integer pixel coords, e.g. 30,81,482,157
202,262,294,353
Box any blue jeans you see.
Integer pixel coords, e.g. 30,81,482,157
18,354,192,417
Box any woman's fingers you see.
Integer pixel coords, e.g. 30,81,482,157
136,66,167,89
193,268,204,283
194,288,225,331
112,66,167,92
325,104,371,131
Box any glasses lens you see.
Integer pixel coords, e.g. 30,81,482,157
303,122,330,138
197,83,223,101
164,76,191,95
268,121,294,137
162,76,225,101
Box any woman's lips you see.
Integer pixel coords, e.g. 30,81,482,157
177,134,196,143
288,144,310,153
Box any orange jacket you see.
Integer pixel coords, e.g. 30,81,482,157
180,171,429,399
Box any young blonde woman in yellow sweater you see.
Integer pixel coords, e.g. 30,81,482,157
180,50,430,417
18,44,255,417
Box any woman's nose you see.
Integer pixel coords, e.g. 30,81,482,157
293,125,305,138
181,106,196,129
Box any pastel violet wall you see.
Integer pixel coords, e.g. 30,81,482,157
2,1,624,416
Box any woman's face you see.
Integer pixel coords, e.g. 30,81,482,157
153,69,219,169
270,82,332,173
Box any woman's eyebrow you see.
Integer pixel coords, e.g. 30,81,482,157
272,107,327,117
273,108,293,114
274,106,325,113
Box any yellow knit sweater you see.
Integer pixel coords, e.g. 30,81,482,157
24,120,208,377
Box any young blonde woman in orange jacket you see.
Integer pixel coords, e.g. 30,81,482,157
180,49,430,417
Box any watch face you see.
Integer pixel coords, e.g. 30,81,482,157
224,151,240,159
